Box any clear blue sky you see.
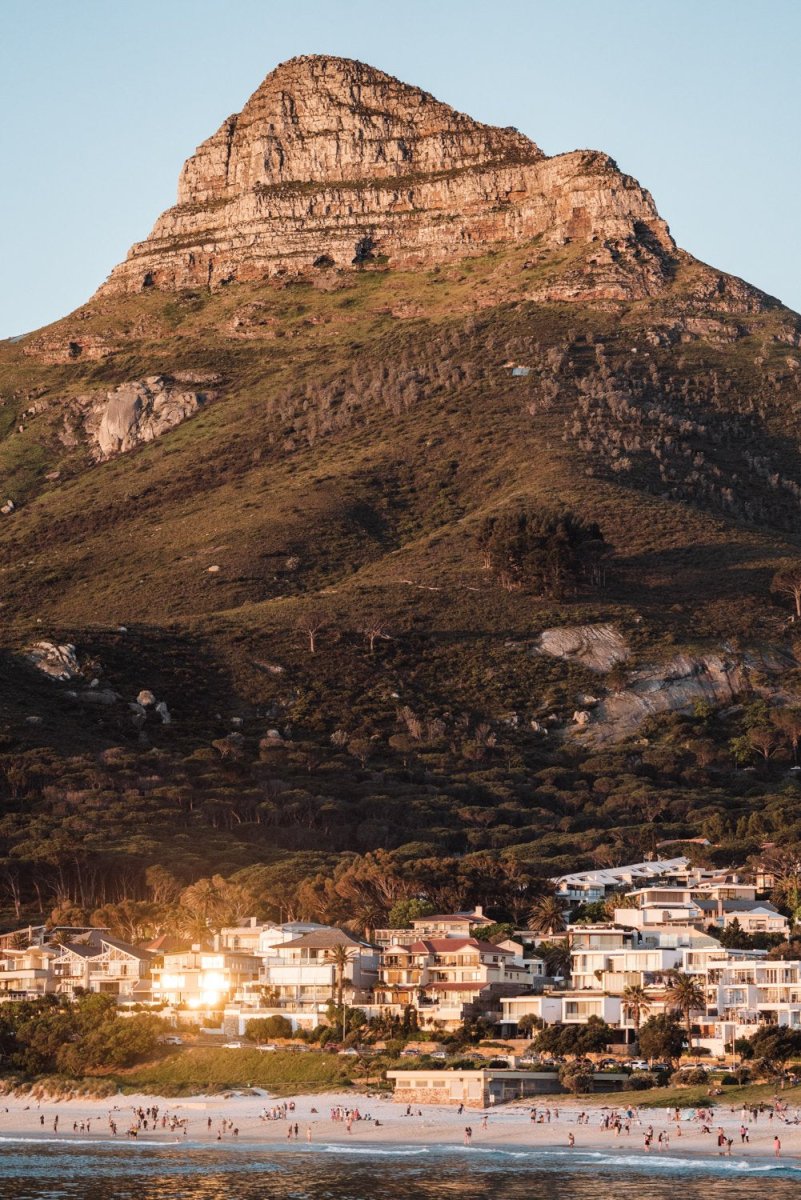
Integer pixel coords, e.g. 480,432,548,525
1,0,799,337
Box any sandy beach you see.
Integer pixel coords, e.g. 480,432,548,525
0,1090,799,1161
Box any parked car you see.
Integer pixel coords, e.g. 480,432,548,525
159,1035,183,1046
628,1059,649,1071
222,1041,244,1049
338,1048,359,1056
256,1044,277,1052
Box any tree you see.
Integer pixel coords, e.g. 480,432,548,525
570,900,607,924
738,1025,801,1065
716,917,751,949
761,847,801,914
497,856,536,925
528,895,567,936
747,725,778,762
178,875,257,938
145,865,182,906
480,922,516,944
296,610,327,654
559,1060,595,1094
245,1015,293,1042
535,1018,611,1056
637,1014,685,1065
477,505,608,597
771,708,801,764
603,892,639,921
90,899,162,943
621,985,651,1044
538,940,571,978
386,898,435,929
361,618,392,654
325,943,356,1009
517,1013,543,1038
772,566,801,618
664,971,706,1053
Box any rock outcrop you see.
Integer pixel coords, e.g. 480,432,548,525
536,623,629,673
99,56,675,299
26,641,82,681
572,646,793,745
66,375,217,461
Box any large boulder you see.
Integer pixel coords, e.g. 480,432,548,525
77,375,217,460
26,641,81,681
536,623,629,673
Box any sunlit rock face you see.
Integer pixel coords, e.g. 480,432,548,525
99,55,674,298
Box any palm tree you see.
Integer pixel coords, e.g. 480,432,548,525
539,940,571,979
529,895,567,936
665,971,706,1055
621,985,651,1048
325,943,356,1009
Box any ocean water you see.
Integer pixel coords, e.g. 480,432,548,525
0,1141,799,1200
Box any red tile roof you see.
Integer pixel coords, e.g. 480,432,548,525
392,937,513,956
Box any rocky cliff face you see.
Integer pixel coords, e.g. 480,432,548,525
99,55,675,299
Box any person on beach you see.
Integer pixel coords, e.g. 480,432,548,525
464,1126,472,1146
568,1132,575,1148
774,1135,781,1157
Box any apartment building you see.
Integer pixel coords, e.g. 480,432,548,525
373,907,494,947
614,885,788,937
569,925,687,993
51,935,152,998
150,945,261,1007
552,858,691,904
251,928,379,1009
374,937,541,1027
214,918,330,955
0,945,57,998
500,991,622,1033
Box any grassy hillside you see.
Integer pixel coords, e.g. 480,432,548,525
1,242,801,926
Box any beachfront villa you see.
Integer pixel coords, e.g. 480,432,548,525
0,855,799,1053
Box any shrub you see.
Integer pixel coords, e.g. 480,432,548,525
626,1070,661,1090
245,1015,293,1042
670,1067,708,1086
559,1061,595,1094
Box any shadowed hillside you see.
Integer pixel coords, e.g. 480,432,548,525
1,58,800,929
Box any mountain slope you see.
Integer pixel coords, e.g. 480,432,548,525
0,57,800,925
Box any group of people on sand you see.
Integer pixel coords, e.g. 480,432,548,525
330,1105,381,1132
17,1102,192,1140
529,1106,559,1123
124,1105,189,1139
261,1102,295,1121
4,1091,801,1161
554,1098,796,1158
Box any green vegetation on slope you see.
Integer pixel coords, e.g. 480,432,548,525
0,245,800,922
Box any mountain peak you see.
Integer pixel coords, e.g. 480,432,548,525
175,54,541,204
99,56,674,296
